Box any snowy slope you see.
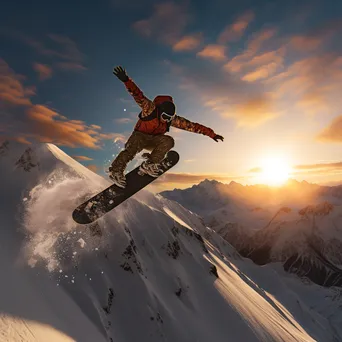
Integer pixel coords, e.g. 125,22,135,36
161,180,342,287
0,140,341,341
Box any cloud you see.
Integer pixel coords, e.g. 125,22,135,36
55,62,87,72
4,30,87,71
250,161,342,176
15,136,32,145
72,155,93,161
115,118,133,124
132,1,190,45
249,167,262,173
232,95,278,126
165,59,279,126
25,105,105,148
0,59,35,106
266,54,342,114
218,10,255,43
223,28,279,73
154,172,244,185
224,47,286,84
165,15,342,127
86,164,98,173
241,62,281,82
289,18,342,52
197,44,227,62
33,63,53,81
294,162,342,171
90,124,102,130
289,36,323,52
317,115,342,143
47,34,84,62
184,159,195,163
173,34,202,51
0,59,120,149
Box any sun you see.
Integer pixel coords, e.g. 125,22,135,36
258,157,291,186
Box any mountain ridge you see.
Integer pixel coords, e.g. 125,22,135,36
160,178,342,287
0,140,341,341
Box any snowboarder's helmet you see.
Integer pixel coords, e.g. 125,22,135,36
153,95,175,122
153,95,174,106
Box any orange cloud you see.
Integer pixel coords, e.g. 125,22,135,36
0,59,35,106
1,59,121,149
15,136,31,145
249,167,262,173
290,36,323,51
294,162,342,171
26,105,104,148
132,2,189,45
296,92,329,114
289,18,342,52
232,95,278,126
218,10,255,43
197,44,227,61
225,47,286,82
173,34,201,51
90,124,101,130
166,59,278,126
86,164,98,173
72,155,93,161
202,93,278,126
241,62,281,82
247,48,285,68
317,115,342,143
249,162,342,179
266,54,342,114
224,28,277,73
155,172,243,185
33,63,53,81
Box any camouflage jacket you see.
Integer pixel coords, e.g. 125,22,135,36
123,78,216,139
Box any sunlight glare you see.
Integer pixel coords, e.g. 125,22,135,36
258,157,291,186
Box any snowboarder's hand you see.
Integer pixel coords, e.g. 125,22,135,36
113,66,129,82
213,134,224,142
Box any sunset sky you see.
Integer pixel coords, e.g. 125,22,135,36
1,0,342,190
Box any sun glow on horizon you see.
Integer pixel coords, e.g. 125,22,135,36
256,157,292,186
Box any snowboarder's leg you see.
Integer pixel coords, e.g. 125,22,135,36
109,131,148,187
149,135,175,163
139,135,175,177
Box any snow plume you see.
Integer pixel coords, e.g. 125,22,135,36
22,174,89,271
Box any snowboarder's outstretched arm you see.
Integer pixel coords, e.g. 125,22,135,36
113,66,155,118
171,115,224,142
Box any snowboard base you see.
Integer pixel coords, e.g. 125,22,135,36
72,151,179,224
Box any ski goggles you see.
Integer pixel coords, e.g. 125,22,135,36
161,112,175,122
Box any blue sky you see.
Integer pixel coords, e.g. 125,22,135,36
1,0,342,190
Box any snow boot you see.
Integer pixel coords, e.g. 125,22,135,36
108,167,126,188
138,161,162,177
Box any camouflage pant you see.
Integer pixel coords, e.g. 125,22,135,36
111,131,175,172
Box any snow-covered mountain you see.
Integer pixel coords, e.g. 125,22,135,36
1,140,342,341
161,179,342,287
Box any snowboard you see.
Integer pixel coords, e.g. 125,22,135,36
72,150,179,224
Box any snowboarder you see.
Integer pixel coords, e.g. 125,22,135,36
108,66,224,188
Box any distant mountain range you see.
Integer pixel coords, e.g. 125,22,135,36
161,179,342,287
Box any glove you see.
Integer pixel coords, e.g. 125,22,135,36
113,66,129,82
213,134,224,142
